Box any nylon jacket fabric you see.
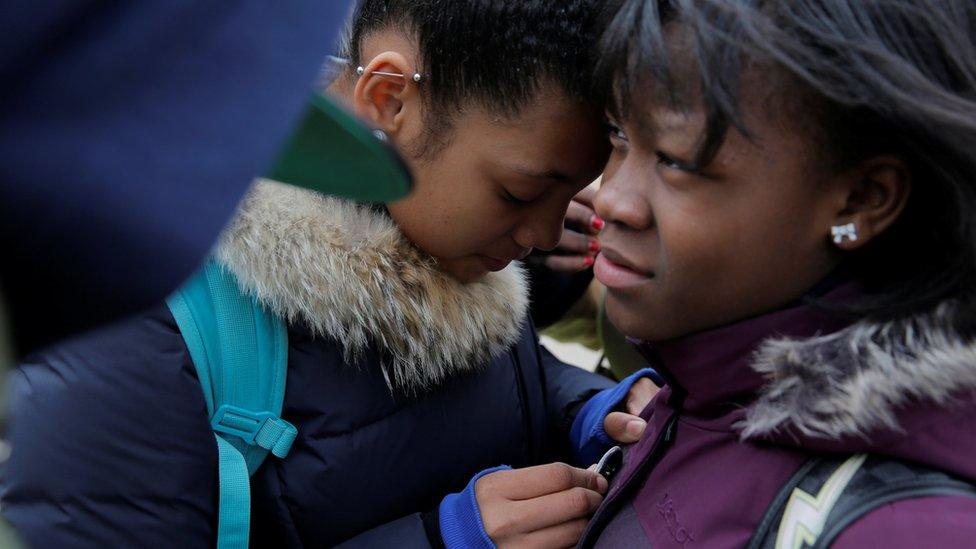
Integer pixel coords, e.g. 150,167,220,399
1,181,614,547
1,302,610,548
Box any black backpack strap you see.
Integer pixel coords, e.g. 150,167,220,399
748,454,976,549
746,458,822,549
814,457,976,548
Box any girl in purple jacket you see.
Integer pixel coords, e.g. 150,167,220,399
577,0,976,547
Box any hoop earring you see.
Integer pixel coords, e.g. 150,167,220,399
831,223,858,245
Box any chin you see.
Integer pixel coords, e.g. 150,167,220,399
443,264,488,284
605,293,675,342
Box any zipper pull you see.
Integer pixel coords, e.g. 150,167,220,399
596,446,624,484
663,413,679,444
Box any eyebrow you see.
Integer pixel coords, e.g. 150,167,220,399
509,166,571,182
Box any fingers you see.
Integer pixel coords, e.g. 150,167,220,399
603,379,660,443
479,463,607,501
565,200,600,236
506,487,603,533
573,185,598,209
555,228,599,255
566,186,605,237
498,519,590,549
604,411,647,444
528,185,603,275
477,464,607,546
539,229,598,273
542,255,593,273
625,378,660,416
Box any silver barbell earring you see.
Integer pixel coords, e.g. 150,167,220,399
831,223,858,245
356,66,423,83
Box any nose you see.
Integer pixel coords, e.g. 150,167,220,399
512,203,565,252
594,161,654,231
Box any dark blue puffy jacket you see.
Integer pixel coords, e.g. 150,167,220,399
0,182,613,548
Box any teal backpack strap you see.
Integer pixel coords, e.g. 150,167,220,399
167,260,295,549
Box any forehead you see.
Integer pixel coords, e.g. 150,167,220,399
451,87,610,178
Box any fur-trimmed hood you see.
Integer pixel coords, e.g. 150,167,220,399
214,179,529,393
739,301,976,480
741,302,976,440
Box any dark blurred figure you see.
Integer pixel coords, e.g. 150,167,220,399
0,2,354,355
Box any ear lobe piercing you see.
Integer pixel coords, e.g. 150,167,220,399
372,129,388,143
356,66,423,83
831,223,858,244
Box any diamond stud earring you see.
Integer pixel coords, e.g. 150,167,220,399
831,223,858,244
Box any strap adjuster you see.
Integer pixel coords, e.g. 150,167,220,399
212,404,298,458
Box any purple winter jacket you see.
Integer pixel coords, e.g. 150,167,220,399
581,291,976,547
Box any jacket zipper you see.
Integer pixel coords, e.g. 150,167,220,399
579,394,684,548
509,348,539,464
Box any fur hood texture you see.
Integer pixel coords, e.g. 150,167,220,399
742,302,976,442
215,180,529,393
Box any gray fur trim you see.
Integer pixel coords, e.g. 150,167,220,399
741,303,976,440
215,180,529,394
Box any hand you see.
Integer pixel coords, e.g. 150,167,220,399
531,186,604,273
603,377,659,444
475,462,608,548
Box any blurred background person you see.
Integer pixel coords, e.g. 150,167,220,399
0,2,356,355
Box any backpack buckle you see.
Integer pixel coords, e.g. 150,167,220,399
212,404,298,458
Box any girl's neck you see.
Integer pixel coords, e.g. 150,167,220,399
635,280,859,414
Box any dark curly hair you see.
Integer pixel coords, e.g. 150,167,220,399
344,0,606,155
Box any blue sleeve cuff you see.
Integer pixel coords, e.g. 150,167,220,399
439,465,511,549
569,368,659,465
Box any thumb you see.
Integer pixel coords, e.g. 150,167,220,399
604,411,647,443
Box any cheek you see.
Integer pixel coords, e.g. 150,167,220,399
661,185,831,322
389,174,516,259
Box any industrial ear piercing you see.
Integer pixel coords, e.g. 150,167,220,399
831,223,858,245
356,66,423,83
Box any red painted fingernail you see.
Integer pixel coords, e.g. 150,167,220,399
589,239,601,253
591,215,605,231
584,256,595,268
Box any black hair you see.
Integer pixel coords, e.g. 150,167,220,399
597,0,976,331
346,0,605,154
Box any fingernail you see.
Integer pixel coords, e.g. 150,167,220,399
596,474,609,493
588,239,601,252
590,215,605,231
584,256,595,268
626,419,647,438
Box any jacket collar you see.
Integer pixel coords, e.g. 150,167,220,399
638,284,976,442
215,179,529,394
637,289,849,415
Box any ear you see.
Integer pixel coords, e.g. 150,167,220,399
352,52,420,136
828,156,912,251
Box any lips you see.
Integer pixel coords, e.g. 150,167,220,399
478,247,531,273
480,255,513,272
594,248,653,289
